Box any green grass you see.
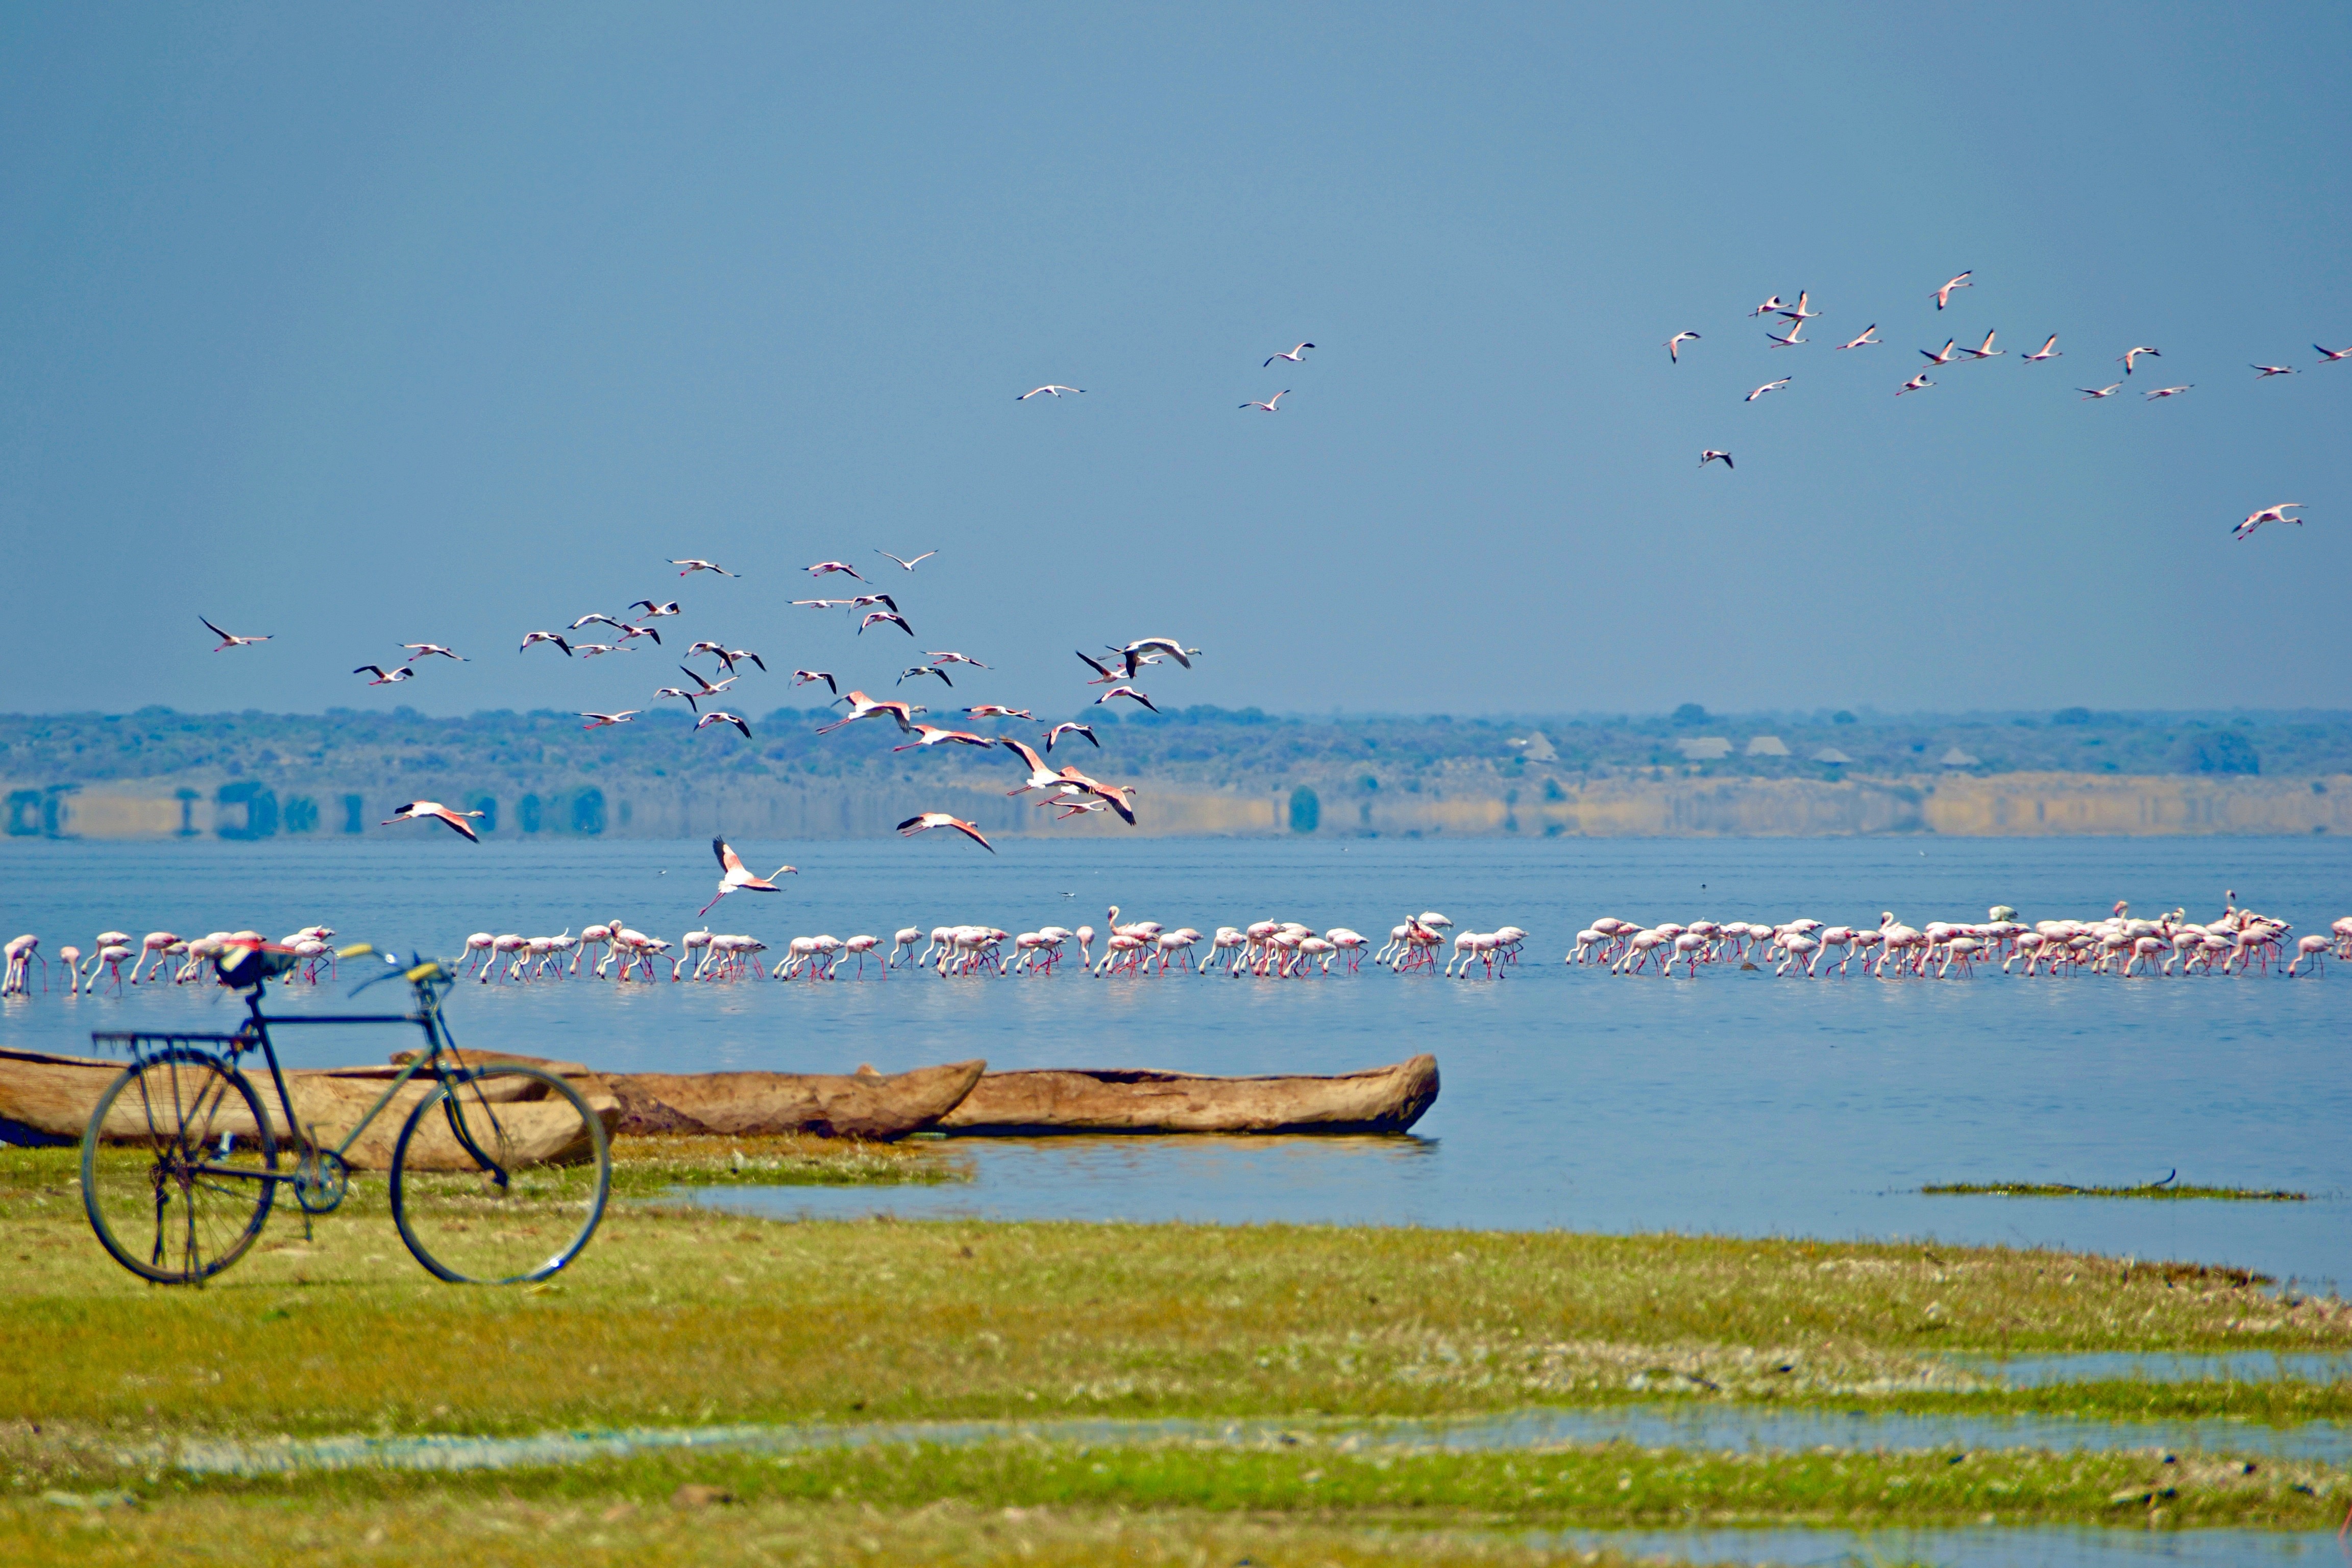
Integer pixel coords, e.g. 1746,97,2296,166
6,1436,2342,1562
6,1143,2350,1442
605,1133,967,1195
1923,1177,2308,1202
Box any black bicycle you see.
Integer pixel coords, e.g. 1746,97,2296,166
81,943,610,1286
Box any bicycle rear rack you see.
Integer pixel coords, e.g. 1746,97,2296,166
89,1031,259,1064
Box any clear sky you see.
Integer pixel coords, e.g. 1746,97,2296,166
4,3,2346,720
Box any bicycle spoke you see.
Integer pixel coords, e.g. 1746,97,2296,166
85,1051,276,1286
391,1065,608,1284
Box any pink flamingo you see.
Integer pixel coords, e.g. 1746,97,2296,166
128,932,182,985
2,935,40,996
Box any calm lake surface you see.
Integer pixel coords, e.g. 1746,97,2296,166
5,836,2346,1285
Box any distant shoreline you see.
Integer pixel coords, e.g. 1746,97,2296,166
7,768,2345,842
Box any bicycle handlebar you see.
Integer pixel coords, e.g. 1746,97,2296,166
341,945,457,999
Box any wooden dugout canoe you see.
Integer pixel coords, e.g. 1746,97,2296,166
394,1049,990,1141
578,1059,987,1140
936,1053,1440,1136
0,1045,617,1170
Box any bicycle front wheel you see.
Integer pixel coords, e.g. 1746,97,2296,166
388,1064,610,1284
82,1049,278,1285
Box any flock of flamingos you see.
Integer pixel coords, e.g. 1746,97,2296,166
5,898,2345,995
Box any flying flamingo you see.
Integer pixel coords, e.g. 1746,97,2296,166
2143,384,2192,400
805,560,867,582
520,631,574,655
877,550,938,569
860,610,915,636
2234,503,2303,541
1264,342,1315,365
1933,271,1973,309
1745,378,1791,402
399,643,466,660
815,691,923,736
1110,636,1199,672
2251,363,2297,377
1239,390,1289,412
1896,372,1934,396
965,705,1033,720
892,723,992,751
2317,344,2352,362
1664,331,1700,362
1016,385,1084,400
381,801,485,842
705,646,765,672
200,616,271,651
1957,329,2002,360
694,712,752,738
352,665,413,686
1765,320,1806,348
897,813,995,852
629,600,681,618
898,666,954,688
1778,291,1821,321
792,669,837,694
1044,722,1098,751
2119,346,2160,374
670,558,736,576
2021,335,2062,361
1750,296,1786,317
1699,450,1732,469
675,666,738,702
580,710,641,728
1921,339,1958,365
698,837,797,917
1094,685,1159,713
2078,383,2122,400
1835,325,1880,350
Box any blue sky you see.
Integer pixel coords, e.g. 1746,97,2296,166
3,3,2346,719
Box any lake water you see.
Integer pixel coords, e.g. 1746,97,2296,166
5,835,2347,1286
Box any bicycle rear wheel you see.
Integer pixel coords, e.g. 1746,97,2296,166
82,1049,278,1284
388,1064,609,1284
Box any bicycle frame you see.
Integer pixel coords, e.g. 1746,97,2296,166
93,968,478,1180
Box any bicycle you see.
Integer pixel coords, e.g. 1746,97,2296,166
80,941,610,1286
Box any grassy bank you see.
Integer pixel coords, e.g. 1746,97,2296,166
6,1145,2349,1441
1923,1178,2309,1202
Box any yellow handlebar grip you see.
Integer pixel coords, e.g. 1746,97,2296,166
337,943,376,960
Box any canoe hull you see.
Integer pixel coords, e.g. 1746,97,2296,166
2,1047,614,1170
582,1060,987,1140
936,1053,1439,1136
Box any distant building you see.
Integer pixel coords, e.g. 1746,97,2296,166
1940,746,1980,768
1812,747,1854,765
1676,737,1733,761
1745,734,1790,756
